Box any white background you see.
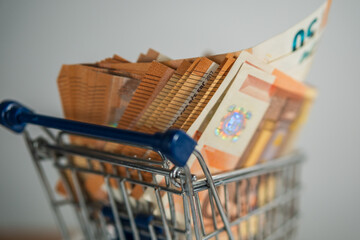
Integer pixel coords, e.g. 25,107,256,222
0,0,359,239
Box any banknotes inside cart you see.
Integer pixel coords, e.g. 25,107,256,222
0,1,331,239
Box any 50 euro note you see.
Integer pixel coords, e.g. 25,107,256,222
186,50,308,171
193,62,275,175
57,57,174,200
179,54,236,133
136,60,192,131
187,63,275,237
238,61,308,168
249,0,332,82
56,60,150,200
275,85,317,157
197,62,275,236
56,64,141,199
151,57,219,131
230,63,309,239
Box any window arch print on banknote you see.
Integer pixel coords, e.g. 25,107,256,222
214,104,252,142
292,17,318,52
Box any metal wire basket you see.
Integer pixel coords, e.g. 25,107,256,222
0,100,303,240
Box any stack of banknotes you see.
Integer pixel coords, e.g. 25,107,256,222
56,0,331,237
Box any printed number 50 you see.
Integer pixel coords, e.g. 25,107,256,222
292,18,318,52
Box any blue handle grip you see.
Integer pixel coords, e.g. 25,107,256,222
0,100,196,167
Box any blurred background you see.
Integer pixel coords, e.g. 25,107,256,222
0,0,359,239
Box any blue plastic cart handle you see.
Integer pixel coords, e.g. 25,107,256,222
0,100,197,167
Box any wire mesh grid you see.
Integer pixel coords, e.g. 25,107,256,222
23,127,303,240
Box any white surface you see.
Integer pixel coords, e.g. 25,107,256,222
0,0,359,239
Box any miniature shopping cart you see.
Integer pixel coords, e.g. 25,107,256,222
0,100,303,240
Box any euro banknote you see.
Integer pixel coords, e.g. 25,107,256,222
249,0,332,81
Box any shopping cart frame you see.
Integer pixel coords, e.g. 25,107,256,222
0,100,303,240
